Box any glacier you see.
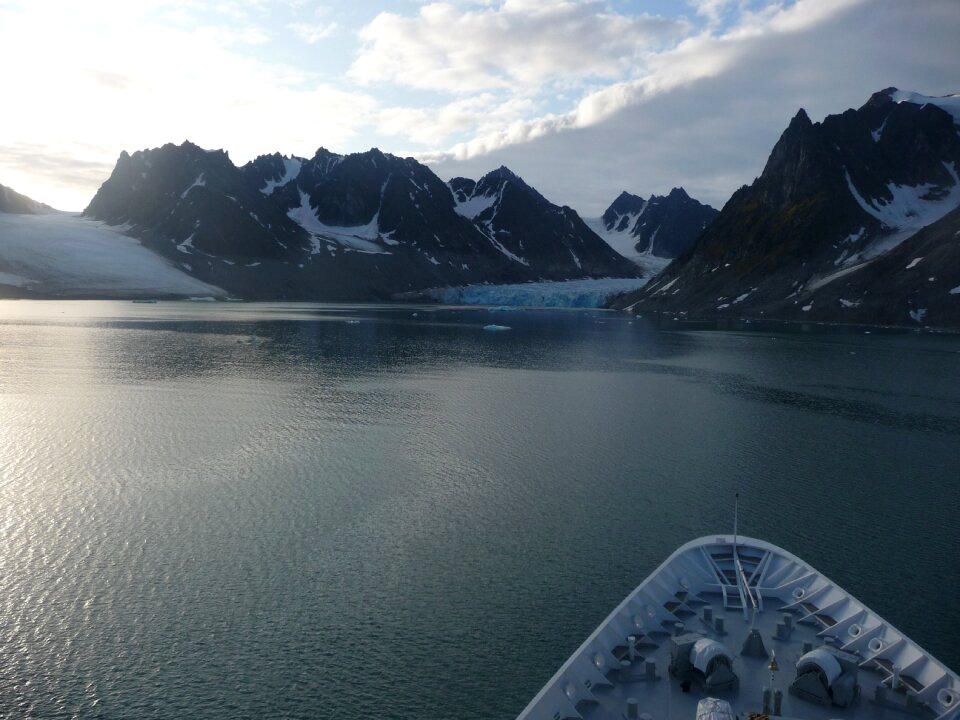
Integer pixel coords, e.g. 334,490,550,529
0,211,225,298
422,278,650,308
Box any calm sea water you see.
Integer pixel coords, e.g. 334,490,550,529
0,301,958,719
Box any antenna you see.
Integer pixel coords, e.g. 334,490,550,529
734,493,739,548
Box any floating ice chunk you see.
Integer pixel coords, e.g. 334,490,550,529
905,257,923,269
483,324,511,331
345,319,361,324
909,308,927,323
802,304,813,312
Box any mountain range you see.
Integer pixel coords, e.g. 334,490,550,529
611,88,960,328
80,144,640,300
3,86,959,326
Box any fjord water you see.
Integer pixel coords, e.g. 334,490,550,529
1,301,958,719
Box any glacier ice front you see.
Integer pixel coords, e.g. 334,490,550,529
423,278,649,308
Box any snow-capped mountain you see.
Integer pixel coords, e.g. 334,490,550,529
83,143,638,300
584,188,717,276
448,166,639,279
612,88,960,328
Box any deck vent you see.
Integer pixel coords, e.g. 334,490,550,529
703,607,713,624
633,614,645,631
848,624,863,638
937,688,956,707
593,652,605,669
626,698,639,719
868,638,884,653
793,587,806,601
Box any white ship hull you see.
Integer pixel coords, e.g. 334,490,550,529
518,535,959,720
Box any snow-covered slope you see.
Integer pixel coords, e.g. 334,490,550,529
582,216,672,276
0,211,225,298
889,90,960,124
585,188,717,276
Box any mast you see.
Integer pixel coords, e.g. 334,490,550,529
734,492,739,549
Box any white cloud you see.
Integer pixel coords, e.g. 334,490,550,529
349,1,689,92
288,20,337,43
0,2,376,210
418,0,867,163
427,0,960,215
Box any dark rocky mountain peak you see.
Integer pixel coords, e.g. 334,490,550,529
611,87,960,328
602,191,647,230
595,187,718,260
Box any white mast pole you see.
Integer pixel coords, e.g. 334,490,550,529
734,492,739,548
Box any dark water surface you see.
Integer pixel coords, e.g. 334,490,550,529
0,301,957,719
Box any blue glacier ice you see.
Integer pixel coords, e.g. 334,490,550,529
423,278,650,308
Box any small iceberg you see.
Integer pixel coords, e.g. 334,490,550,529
483,324,511,332
345,319,361,324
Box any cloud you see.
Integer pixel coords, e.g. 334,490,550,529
288,20,337,43
349,1,689,92
426,0,960,215
419,0,867,163
0,1,377,209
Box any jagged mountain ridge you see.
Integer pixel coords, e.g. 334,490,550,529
84,143,638,300
611,88,960,327
599,188,718,258
448,166,638,278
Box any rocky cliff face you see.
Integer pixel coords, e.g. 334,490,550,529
84,143,638,300
612,88,960,328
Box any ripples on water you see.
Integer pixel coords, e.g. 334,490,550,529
0,301,958,719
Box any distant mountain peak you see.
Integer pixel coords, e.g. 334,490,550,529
0,182,50,214
788,107,813,130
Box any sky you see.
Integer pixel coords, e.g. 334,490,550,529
0,0,958,215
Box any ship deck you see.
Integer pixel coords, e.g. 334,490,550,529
517,536,960,720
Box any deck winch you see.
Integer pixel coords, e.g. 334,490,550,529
669,634,738,693
789,646,860,707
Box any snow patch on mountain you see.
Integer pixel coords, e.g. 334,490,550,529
287,190,389,254
180,173,205,199
583,216,671,276
260,157,302,195
891,90,960,125
451,188,497,219
845,163,960,233
0,212,225,297
422,278,649,308
871,119,887,142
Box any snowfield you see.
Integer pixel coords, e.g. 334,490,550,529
582,216,672,276
422,278,649,308
0,211,225,297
